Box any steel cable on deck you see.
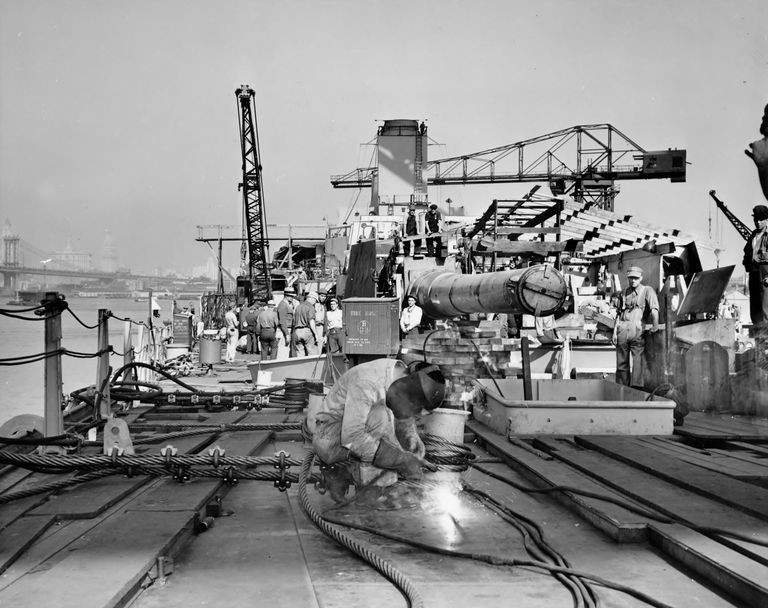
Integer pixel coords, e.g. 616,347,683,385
0,466,319,505
297,451,425,608
0,452,306,472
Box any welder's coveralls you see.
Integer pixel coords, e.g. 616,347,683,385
312,358,413,466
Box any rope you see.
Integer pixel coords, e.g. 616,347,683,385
66,307,103,329
298,451,424,608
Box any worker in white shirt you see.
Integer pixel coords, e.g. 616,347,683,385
400,295,423,337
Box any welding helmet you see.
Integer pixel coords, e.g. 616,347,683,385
385,363,446,419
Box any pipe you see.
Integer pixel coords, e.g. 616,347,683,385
407,265,567,319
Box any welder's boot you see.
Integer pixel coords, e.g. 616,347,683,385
322,463,354,502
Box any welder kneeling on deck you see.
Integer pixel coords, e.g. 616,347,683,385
308,359,445,501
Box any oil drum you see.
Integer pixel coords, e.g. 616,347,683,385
199,330,222,365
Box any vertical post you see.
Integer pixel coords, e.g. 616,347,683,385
217,236,224,293
521,336,533,401
95,308,111,419
123,318,134,376
42,292,64,453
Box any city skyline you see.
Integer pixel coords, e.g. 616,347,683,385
1,1,767,277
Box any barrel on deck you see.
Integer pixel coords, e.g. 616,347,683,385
407,264,567,319
199,330,222,365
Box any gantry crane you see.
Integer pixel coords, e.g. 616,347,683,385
235,85,271,301
330,124,686,212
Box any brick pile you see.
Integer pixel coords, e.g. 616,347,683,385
400,322,523,408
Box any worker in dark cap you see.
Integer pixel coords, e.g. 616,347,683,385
425,203,442,257
309,359,445,501
611,266,659,388
743,204,768,327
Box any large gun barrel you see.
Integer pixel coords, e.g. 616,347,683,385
407,265,567,319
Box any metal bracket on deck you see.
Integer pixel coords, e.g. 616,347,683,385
273,450,291,491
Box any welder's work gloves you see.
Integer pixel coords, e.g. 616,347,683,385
394,417,426,460
373,438,424,480
747,136,768,202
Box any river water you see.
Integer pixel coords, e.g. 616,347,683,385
0,296,177,424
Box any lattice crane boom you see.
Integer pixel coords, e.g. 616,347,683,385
330,124,686,211
709,190,752,241
236,85,271,301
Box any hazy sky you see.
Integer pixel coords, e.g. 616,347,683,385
1,0,766,275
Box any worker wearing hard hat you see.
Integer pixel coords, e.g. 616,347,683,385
309,359,445,501
611,266,660,388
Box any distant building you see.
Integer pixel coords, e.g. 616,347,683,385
53,239,92,272
100,229,118,272
2,219,20,267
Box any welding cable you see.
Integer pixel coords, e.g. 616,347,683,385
0,432,82,448
470,462,768,548
298,451,425,608
465,486,599,608
320,509,676,608
110,361,201,393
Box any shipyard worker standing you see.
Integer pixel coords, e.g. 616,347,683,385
244,303,261,355
292,291,319,356
256,300,280,360
611,266,659,388
742,204,768,327
400,295,423,337
425,203,442,257
277,287,297,357
310,359,445,500
404,207,421,256
224,304,239,363
326,296,346,360
314,291,327,350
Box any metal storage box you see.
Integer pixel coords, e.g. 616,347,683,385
342,297,401,355
474,378,674,436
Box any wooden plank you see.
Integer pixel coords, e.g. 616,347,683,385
533,436,768,566
726,441,768,457
576,436,768,521
634,437,768,481
467,421,649,542
648,523,768,608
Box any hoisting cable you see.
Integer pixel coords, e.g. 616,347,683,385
297,451,424,608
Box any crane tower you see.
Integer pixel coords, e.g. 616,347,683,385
235,85,271,301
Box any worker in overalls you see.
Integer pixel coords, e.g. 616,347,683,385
612,266,660,388
308,359,445,501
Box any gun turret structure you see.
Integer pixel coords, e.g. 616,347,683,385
407,265,567,319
